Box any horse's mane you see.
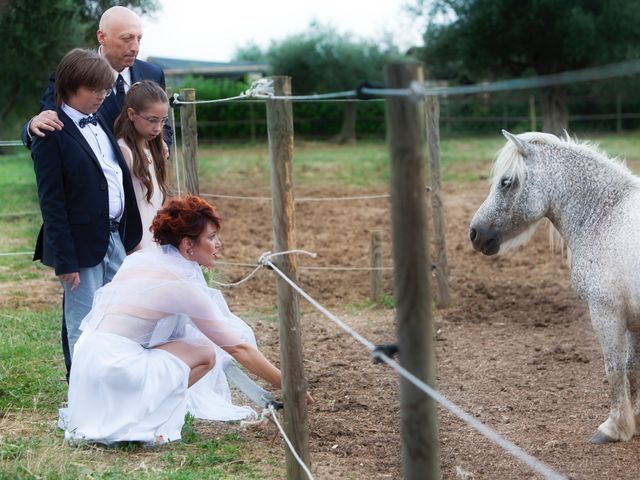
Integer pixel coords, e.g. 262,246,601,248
490,131,632,188
491,131,634,259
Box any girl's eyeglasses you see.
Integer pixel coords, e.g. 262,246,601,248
135,112,169,126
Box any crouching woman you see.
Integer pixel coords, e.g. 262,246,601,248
64,195,310,446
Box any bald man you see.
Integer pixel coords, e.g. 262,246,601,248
22,6,172,148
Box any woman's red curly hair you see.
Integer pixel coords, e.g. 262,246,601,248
151,195,221,248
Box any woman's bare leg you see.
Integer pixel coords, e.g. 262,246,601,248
155,341,216,387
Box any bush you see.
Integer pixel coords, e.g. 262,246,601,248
173,76,387,141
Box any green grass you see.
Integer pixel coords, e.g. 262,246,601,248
0,431,262,479
0,306,266,478
196,137,497,187
196,139,393,188
0,309,66,412
0,151,45,286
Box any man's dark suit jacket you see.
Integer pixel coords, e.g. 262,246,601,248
22,57,172,148
31,108,142,275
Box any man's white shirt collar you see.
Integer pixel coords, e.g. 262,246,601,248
98,45,132,88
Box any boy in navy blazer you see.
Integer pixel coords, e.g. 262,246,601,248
32,48,142,378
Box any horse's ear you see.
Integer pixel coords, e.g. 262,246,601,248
502,130,529,157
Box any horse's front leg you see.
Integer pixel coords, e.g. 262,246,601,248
590,305,634,444
625,329,640,432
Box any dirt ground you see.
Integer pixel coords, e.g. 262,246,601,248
211,177,639,480
6,175,640,479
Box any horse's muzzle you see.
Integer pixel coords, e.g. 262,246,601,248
469,227,501,255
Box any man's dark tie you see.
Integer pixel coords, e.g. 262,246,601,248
115,74,125,107
78,114,98,128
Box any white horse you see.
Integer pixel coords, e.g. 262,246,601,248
470,130,640,444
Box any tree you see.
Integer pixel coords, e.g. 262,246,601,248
233,41,268,64
413,0,640,134
0,1,84,137
262,23,402,144
0,0,158,138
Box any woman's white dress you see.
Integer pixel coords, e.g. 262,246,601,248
114,140,254,424
61,246,257,445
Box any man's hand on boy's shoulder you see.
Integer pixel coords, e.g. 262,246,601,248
28,110,64,138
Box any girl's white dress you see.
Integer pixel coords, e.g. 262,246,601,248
61,245,256,445
118,139,163,250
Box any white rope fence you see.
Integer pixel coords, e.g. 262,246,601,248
206,264,263,287
172,79,358,105
265,404,315,480
258,250,567,480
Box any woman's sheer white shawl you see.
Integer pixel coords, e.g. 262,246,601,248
80,245,248,348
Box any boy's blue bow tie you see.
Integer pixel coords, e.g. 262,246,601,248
79,114,98,128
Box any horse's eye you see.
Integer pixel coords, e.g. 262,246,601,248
499,177,513,189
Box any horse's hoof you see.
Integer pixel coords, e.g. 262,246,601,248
590,431,618,444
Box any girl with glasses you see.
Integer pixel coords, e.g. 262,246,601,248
114,80,171,250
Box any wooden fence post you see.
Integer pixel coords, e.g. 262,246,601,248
385,62,440,480
179,88,199,195
425,96,451,308
370,231,383,303
266,76,310,478
166,87,182,195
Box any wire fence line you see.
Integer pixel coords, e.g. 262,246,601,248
200,192,391,202
0,140,24,147
200,188,431,204
0,250,394,278
2,58,639,147
166,59,640,107
216,259,393,272
0,210,40,218
0,251,32,257
258,250,567,480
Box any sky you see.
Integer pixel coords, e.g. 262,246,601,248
139,0,426,62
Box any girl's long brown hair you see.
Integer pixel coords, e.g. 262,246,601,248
114,80,170,202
